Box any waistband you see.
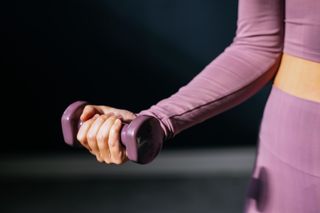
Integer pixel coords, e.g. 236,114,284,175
258,85,320,177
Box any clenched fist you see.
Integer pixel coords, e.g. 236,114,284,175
76,105,137,164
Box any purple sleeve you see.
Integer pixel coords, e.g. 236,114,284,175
136,0,285,140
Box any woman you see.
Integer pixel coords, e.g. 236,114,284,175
76,0,320,212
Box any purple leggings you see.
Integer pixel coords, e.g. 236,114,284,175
245,85,320,213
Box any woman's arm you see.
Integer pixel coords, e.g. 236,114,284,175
137,0,285,140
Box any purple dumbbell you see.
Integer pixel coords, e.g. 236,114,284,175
61,101,164,164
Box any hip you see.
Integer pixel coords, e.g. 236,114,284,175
258,84,320,177
244,84,320,213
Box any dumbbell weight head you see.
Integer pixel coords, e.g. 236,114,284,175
61,101,164,164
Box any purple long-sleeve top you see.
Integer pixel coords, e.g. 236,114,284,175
136,0,320,141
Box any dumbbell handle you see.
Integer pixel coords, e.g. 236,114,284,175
61,101,164,164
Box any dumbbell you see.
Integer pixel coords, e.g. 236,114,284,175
61,101,164,164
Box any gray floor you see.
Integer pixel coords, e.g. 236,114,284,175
0,148,257,213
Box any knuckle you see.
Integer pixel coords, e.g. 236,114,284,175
109,114,117,119
99,114,108,119
87,133,96,142
96,133,104,143
95,116,104,123
105,112,115,117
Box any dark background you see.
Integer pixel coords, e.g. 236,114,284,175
1,1,270,212
6,0,272,155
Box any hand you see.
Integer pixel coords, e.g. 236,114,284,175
76,105,137,164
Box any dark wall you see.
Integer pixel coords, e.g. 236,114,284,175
7,0,272,155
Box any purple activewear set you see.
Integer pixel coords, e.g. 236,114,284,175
136,0,320,212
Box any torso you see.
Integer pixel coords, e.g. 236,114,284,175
277,0,320,103
273,52,320,103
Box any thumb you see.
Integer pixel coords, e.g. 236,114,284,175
119,110,137,122
80,105,102,121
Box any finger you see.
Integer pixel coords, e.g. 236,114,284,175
80,105,103,121
77,114,99,150
87,115,108,159
109,118,127,164
95,155,104,163
97,116,117,164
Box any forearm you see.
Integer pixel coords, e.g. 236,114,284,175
137,0,285,140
